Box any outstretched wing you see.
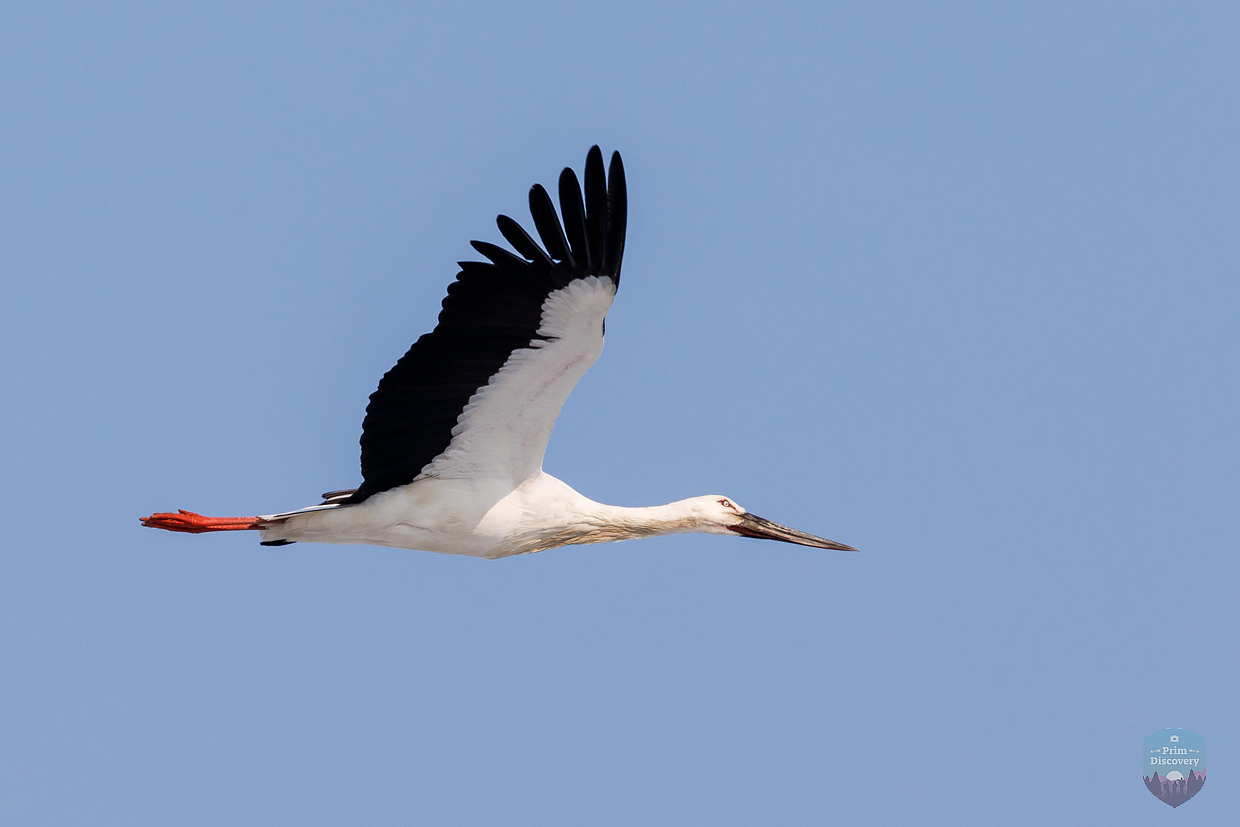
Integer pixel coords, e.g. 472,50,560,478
347,147,627,502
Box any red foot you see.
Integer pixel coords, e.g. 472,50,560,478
141,509,261,533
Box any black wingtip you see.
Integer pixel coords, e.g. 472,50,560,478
496,214,553,267
584,147,607,275
558,167,591,272
487,147,626,283
528,183,574,267
605,151,627,281
471,240,537,276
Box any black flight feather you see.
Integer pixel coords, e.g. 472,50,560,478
469,240,527,273
604,151,627,282
584,146,608,273
558,168,592,272
496,215,553,267
528,184,574,266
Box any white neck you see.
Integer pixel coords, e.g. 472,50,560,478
580,500,711,539
507,477,721,554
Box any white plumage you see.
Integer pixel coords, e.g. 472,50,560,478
421,274,614,486
142,148,855,558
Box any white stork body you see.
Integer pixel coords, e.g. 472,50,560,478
143,148,855,556
256,474,739,559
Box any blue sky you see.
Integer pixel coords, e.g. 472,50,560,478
1,1,1237,823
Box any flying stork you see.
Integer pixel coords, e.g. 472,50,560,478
141,147,856,558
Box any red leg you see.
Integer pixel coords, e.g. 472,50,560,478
141,509,261,533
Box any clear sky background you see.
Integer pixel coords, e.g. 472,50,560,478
1,2,1237,824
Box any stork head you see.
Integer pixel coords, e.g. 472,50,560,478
692,496,857,551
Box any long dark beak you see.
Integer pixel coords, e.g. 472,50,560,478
728,513,857,551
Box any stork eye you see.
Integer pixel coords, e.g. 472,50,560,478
719,499,732,508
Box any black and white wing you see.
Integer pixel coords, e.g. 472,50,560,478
346,147,627,503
